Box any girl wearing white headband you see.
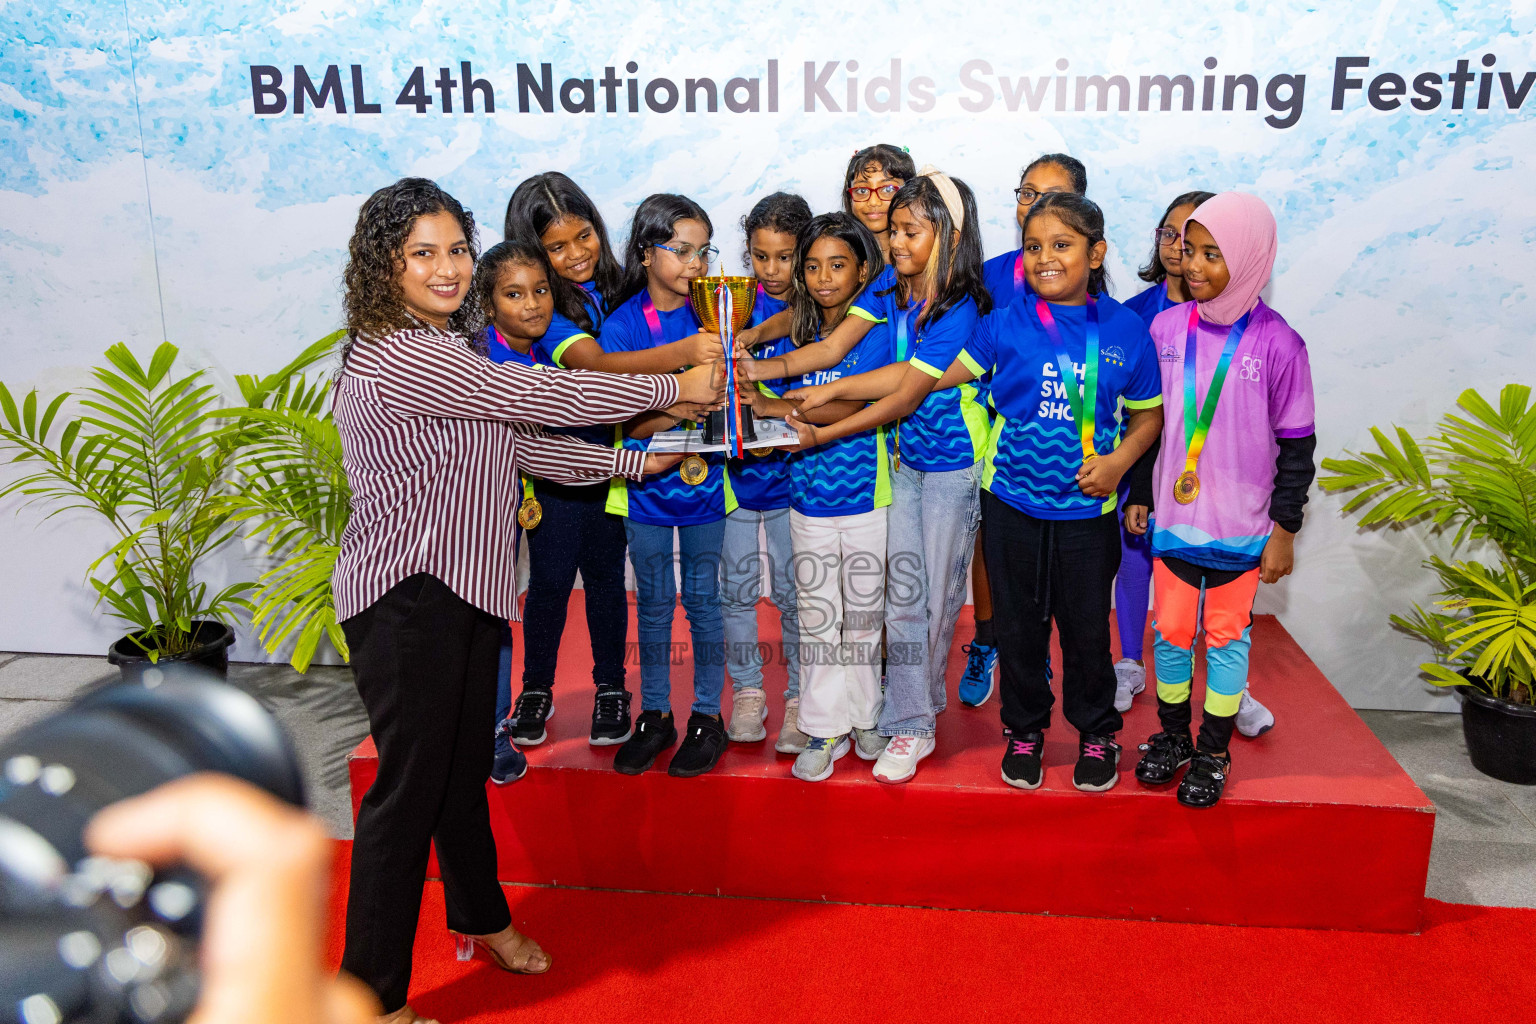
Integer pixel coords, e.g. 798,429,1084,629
764,166,993,784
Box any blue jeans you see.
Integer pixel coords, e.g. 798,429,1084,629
879,461,982,738
720,506,802,700
625,518,727,716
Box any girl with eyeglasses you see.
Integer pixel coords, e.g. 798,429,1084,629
842,143,916,261
1107,190,1218,722
601,194,737,780
980,153,1089,309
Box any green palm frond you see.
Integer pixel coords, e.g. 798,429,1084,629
217,331,351,672
0,343,253,659
1322,384,1536,703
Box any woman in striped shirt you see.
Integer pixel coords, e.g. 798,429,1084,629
333,177,721,1024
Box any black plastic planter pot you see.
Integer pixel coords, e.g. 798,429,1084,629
1458,685,1536,785
107,620,236,684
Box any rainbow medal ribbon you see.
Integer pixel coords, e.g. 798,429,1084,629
646,293,708,487
891,304,920,472
1035,296,1101,466
1175,304,1250,504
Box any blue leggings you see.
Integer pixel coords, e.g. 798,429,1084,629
1114,503,1154,661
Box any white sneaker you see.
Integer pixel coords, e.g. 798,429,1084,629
872,735,936,784
852,726,886,760
1113,658,1146,713
792,734,850,782
728,687,768,742
1236,690,1275,738
775,698,809,754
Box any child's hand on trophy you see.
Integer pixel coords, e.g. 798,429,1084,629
677,362,726,408
681,331,724,366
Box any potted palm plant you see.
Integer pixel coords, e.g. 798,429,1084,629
0,343,253,680
217,332,351,673
1319,383,1536,784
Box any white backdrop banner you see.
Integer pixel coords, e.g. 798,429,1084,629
2,1,1532,709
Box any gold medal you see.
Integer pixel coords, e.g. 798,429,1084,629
749,446,770,458
1083,451,1099,465
1174,469,1201,505
680,454,709,486
517,496,543,530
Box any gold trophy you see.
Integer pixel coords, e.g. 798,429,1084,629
689,275,759,453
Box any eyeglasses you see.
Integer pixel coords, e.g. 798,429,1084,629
1153,226,1181,246
653,243,719,266
847,184,901,202
1013,186,1068,205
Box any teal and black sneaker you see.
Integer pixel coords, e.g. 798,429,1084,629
958,643,998,707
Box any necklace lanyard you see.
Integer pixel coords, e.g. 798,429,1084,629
640,293,664,347
1157,281,1173,314
1181,305,1250,474
1035,296,1100,462
891,303,924,470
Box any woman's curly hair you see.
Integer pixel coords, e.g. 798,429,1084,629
342,177,481,360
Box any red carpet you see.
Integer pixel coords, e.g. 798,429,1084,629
326,842,1534,1023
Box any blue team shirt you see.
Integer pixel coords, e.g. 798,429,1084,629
856,268,988,472
728,289,794,511
960,294,1163,520
601,290,734,527
982,248,1031,309
784,322,894,518
1122,281,1174,328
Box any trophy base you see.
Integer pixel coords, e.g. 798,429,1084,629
703,408,758,448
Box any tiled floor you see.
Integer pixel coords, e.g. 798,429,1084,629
3,653,1533,908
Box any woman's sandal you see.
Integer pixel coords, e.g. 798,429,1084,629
451,928,552,974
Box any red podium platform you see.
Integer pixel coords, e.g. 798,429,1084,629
349,595,1433,933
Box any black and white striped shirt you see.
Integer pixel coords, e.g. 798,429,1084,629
333,323,677,621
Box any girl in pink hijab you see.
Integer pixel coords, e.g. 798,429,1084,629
1122,191,1317,808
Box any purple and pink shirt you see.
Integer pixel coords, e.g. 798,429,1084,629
1147,299,1315,571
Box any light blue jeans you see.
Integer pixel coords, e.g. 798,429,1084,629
879,461,982,738
720,506,802,700
625,518,727,716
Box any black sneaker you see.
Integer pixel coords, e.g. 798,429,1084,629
668,712,728,777
613,710,676,775
1134,731,1195,786
490,719,527,785
508,689,554,746
1177,751,1231,808
1072,733,1122,792
590,687,633,746
1000,730,1045,790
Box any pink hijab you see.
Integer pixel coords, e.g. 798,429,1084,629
1181,192,1277,326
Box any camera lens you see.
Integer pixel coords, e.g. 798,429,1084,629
0,671,306,1024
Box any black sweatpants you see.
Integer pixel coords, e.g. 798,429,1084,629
341,573,512,1012
521,480,629,692
982,492,1123,739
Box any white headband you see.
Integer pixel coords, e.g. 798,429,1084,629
918,164,964,231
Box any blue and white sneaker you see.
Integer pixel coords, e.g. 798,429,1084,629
958,643,998,707
491,719,527,785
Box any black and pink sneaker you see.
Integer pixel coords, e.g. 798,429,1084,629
1001,730,1045,790
1073,734,1121,792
